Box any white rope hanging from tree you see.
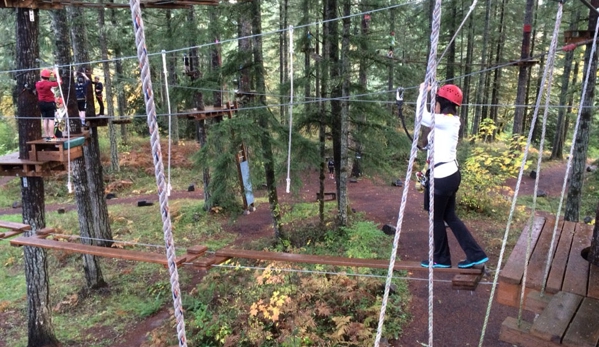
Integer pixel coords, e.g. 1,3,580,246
53,65,72,194
286,25,294,194
161,50,173,197
128,1,187,346
374,0,443,346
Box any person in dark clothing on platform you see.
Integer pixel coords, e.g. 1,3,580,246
74,70,90,125
92,76,104,116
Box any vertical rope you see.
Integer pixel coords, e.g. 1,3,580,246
53,65,72,193
374,1,442,346
437,0,478,64
519,3,563,323
129,2,187,346
541,6,599,295
478,3,564,345
286,25,294,194
161,50,173,197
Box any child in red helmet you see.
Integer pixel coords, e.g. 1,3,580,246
416,83,488,269
35,69,61,141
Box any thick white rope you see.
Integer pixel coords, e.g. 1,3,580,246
374,1,442,347
541,8,599,295
129,2,187,346
517,1,563,324
477,3,565,344
53,65,72,194
161,50,173,197
286,25,294,194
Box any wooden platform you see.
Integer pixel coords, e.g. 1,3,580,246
27,136,86,163
0,220,31,239
85,116,110,127
0,152,63,177
182,102,237,121
10,235,207,267
111,117,133,125
500,291,599,347
498,216,597,308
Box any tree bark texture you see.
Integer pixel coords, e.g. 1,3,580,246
512,0,534,135
16,8,61,347
472,0,491,136
252,0,282,238
60,10,108,286
565,0,599,222
338,0,350,226
165,9,180,145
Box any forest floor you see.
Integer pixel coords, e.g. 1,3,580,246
0,149,572,347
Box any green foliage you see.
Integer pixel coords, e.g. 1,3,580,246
459,127,530,215
185,220,409,346
0,119,17,156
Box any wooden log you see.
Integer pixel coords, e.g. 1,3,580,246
530,291,583,343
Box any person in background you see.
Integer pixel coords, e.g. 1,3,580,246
35,69,61,141
74,70,90,125
328,158,335,179
416,83,488,269
92,76,104,116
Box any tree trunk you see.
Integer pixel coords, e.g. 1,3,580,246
460,14,474,139
512,0,534,134
61,7,108,287
589,202,599,265
279,0,288,123
97,1,119,171
16,8,61,347
338,0,350,226
252,0,282,238
551,9,579,160
166,10,179,145
109,2,128,144
472,0,491,136
565,0,599,222
490,0,508,139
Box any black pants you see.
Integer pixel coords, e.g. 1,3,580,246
424,171,487,265
96,95,104,115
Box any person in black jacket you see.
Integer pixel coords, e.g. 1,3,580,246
74,70,90,125
92,76,104,116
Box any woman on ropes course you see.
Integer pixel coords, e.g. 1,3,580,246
36,69,62,141
416,83,488,269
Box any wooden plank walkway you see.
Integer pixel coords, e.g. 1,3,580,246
497,215,596,308
498,214,599,347
215,248,484,274
9,235,200,267
0,152,60,177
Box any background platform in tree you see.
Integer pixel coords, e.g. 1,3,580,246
0,152,63,177
182,102,238,121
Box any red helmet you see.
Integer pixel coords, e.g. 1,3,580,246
56,97,63,106
437,84,463,106
41,69,52,78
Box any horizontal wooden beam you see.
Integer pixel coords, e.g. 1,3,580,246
215,248,484,274
0,220,31,232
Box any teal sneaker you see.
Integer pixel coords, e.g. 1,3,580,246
457,257,489,269
420,260,451,268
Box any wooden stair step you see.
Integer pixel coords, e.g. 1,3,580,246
563,296,599,347
530,291,583,343
499,316,562,347
524,290,553,314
